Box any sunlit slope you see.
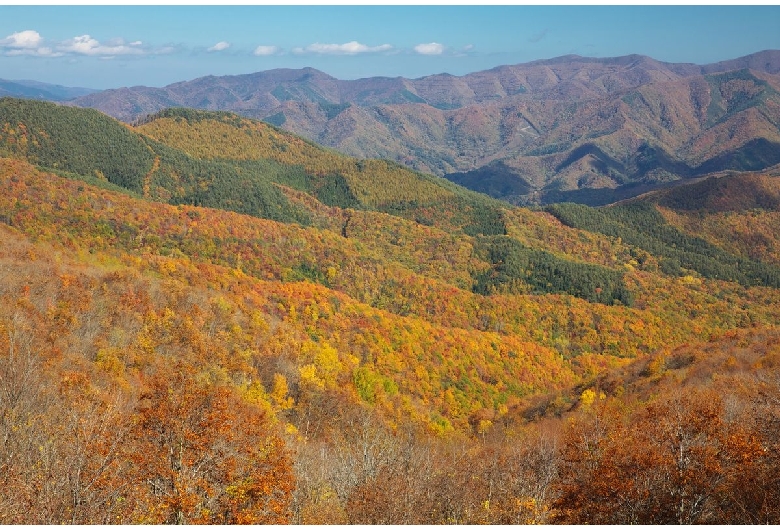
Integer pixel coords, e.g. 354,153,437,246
0,98,310,223
546,190,780,289
0,157,579,431
0,98,510,236
136,108,453,207
648,173,780,266
5,158,780,431
0,98,639,308
135,107,509,236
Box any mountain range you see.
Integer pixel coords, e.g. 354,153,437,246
64,50,780,205
2,96,780,523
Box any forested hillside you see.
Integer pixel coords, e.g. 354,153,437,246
1,98,780,523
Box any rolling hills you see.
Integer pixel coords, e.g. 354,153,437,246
2,97,780,523
69,50,780,205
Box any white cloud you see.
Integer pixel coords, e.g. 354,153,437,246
207,41,230,52
5,47,60,57
0,30,43,49
57,34,146,57
0,30,62,56
294,41,392,55
253,45,280,56
414,42,445,56
0,30,186,60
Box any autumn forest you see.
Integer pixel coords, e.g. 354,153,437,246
1,97,780,524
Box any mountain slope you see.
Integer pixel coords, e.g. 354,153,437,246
1,98,516,235
4,153,780,524
3,96,780,524
446,68,780,205
637,172,780,266
3,98,779,365
4,141,780,428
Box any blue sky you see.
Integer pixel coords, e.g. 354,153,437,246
1,5,779,89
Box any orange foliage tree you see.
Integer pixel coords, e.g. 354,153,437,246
127,365,294,524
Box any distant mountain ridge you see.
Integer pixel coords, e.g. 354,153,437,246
0,78,98,101
72,51,780,119
67,50,780,205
